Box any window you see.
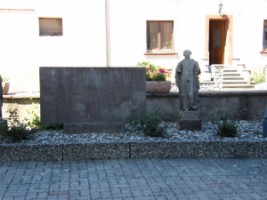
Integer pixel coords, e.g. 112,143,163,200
39,17,63,36
147,21,174,53
263,20,267,50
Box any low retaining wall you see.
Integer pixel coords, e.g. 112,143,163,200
3,90,267,122
0,141,266,161
147,90,267,121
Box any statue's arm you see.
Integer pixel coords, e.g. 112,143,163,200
175,63,182,88
194,61,201,75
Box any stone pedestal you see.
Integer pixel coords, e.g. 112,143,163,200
177,111,202,131
0,119,8,134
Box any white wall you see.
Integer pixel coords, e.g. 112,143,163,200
108,0,179,69
0,0,267,92
0,0,107,92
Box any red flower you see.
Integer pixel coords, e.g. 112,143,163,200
159,68,166,74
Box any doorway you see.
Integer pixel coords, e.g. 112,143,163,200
209,19,227,65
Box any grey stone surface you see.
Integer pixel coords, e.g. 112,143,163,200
130,142,195,159
175,50,201,111
0,159,267,200
1,140,267,161
178,119,202,130
195,141,264,158
0,119,7,134
146,90,267,121
62,143,129,160
257,141,267,158
3,90,267,122
178,110,200,120
40,67,146,132
177,110,202,130
0,144,62,161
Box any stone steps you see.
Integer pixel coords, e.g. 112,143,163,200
222,68,254,89
222,84,255,89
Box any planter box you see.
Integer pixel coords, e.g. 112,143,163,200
146,81,171,93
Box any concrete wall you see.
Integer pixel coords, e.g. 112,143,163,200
147,91,267,121
39,67,146,132
3,90,267,124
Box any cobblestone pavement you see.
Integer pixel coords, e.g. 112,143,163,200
0,159,267,200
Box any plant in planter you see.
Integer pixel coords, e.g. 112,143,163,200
137,61,171,93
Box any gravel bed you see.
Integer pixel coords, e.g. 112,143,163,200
1,120,266,145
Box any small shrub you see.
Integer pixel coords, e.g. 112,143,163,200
6,126,31,143
26,105,63,131
251,71,265,84
128,110,167,137
211,110,238,138
3,106,62,143
216,120,237,138
5,108,33,142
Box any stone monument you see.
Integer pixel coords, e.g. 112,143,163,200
0,75,8,133
40,67,146,133
175,50,202,130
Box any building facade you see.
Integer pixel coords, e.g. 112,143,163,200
0,0,267,92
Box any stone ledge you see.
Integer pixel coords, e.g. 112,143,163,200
3,92,40,99
3,89,267,100
0,141,266,161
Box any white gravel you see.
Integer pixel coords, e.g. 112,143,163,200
1,120,266,144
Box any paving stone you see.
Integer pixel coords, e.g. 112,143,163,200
0,159,267,199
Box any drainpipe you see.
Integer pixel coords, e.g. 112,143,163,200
105,0,111,67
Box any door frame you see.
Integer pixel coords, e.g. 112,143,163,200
205,15,233,65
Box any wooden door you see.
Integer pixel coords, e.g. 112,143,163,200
209,20,226,65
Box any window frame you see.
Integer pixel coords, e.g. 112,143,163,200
39,17,63,36
146,20,174,54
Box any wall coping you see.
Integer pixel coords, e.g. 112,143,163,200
3,92,40,99
148,90,267,97
3,90,267,100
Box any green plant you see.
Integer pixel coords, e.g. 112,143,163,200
26,105,63,131
6,126,31,142
251,71,265,84
216,120,237,137
211,110,238,138
128,110,167,137
0,74,9,83
2,76,9,83
5,108,33,142
137,61,168,81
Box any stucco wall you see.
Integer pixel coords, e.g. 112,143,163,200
0,0,267,93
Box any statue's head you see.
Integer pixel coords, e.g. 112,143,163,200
183,50,192,58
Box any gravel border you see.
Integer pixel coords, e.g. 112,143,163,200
0,120,267,161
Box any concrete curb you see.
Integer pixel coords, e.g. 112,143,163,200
0,140,266,161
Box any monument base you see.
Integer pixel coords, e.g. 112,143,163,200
177,111,202,131
0,119,8,134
